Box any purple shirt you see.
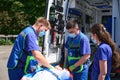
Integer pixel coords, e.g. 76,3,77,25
91,43,112,80
65,32,91,72
24,27,40,52
65,32,91,56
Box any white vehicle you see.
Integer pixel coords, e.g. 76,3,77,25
43,0,120,76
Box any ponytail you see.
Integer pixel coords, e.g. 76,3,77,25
112,49,120,69
103,28,120,69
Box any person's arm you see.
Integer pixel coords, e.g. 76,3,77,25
32,50,53,69
98,60,107,80
69,54,90,71
74,54,90,67
25,33,54,69
74,36,91,67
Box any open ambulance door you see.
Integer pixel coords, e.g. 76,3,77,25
42,0,68,66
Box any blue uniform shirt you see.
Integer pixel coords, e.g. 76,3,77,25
24,27,40,52
91,43,112,80
7,26,41,80
19,26,40,68
7,26,41,69
65,32,91,55
65,32,91,67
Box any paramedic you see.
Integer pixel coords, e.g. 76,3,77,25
90,23,120,80
7,17,56,80
64,20,91,80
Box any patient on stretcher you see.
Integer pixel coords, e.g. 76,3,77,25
21,67,72,80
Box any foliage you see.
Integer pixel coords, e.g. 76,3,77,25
0,11,29,35
0,11,12,35
38,37,44,46
0,0,46,35
0,38,13,45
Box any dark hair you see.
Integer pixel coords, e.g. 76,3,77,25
91,23,120,69
66,20,78,29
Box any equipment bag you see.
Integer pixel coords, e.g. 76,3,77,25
24,55,40,74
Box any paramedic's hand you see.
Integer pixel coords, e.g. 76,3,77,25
55,65,62,70
69,65,76,72
50,65,62,70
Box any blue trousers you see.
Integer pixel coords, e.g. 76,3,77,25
8,68,24,80
91,71,111,80
72,66,89,80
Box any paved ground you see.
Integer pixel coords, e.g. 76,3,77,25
0,45,58,80
0,45,120,80
0,45,12,80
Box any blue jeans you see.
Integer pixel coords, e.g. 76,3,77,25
8,68,24,80
72,66,89,80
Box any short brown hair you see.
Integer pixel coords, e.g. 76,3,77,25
35,17,51,29
66,20,77,29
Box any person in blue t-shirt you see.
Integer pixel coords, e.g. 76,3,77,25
7,17,59,80
90,23,120,80
64,20,91,80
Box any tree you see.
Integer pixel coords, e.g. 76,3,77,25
0,0,46,35
0,11,12,35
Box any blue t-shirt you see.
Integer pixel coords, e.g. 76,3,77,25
24,26,40,52
65,32,91,68
65,32,91,56
91,43,112,80
7,26,41,69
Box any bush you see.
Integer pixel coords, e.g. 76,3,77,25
39,37,43,46
0,38,5,45
0,38,13,45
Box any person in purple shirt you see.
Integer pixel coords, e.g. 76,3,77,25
7,17,60,80
90,23,120,80
64,20,91,80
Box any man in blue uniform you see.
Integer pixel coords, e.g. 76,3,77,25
7,17,55,80
64,20,91,80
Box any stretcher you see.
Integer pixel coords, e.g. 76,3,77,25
21,68,72,80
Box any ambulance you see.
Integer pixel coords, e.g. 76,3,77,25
43,0,120,77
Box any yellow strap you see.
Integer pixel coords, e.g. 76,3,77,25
68,56,83,73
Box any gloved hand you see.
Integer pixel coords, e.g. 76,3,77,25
69,65,76,72
55,65,62,70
